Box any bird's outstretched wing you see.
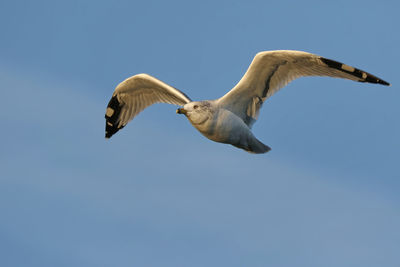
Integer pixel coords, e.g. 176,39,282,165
105,73,191,138
218,50,390,128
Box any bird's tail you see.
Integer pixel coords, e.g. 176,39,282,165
233,135,271,154
247,137,271,154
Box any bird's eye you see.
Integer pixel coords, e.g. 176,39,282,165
193,105,198,109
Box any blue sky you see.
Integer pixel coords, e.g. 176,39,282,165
1,0,399,266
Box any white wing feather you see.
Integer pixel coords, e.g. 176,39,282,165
218,50,389,127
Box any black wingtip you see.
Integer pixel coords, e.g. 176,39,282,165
320,57,390,86
376,79,391,86
362,76,390,86
105,95,124,138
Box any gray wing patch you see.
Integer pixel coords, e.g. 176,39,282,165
244,96,262,126
320,57,390,86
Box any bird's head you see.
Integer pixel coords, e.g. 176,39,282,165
176,101,213,125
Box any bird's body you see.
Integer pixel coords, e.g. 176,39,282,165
178,101,271,153
105,50,390,154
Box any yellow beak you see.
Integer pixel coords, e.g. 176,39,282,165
176,108,187,114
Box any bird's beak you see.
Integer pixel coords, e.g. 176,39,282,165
176,108,187,115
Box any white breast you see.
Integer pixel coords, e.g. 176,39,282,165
192,108,251,144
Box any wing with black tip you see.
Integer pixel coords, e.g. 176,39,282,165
105,74,192,138
218,50,390,128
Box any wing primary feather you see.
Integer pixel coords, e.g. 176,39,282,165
320,57,390,86
105,95,125,138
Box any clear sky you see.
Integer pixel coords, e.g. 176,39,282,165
1,0,399,266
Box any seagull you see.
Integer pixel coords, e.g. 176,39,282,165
105,50,390,154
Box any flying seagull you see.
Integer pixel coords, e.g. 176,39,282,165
105,50,390,154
